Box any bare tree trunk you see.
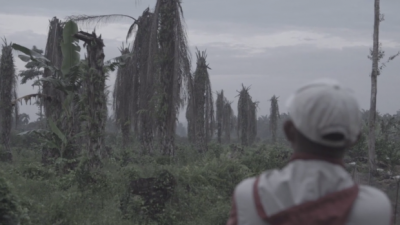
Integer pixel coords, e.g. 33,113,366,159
368,0,380,176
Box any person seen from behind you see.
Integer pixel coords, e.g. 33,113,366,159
226,78,392,225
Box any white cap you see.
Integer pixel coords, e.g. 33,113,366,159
286,78,362,148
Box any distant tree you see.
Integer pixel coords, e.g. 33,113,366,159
17,113,30,127
222,100,234,143
0,40,18,162
237,85,257,146
269,95,280,143
216,90,235,144
248,101,258,145
186,50,214,153
216,90,224,144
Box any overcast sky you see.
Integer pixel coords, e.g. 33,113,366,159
1,0,400,124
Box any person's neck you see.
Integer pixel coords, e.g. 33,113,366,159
290,151,345,167
293,144,345,159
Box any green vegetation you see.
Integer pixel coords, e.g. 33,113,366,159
1,136,291,225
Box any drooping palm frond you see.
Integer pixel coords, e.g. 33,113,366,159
12,94,54,107
125,7,151,42
65,14,137,43
65,14,136,27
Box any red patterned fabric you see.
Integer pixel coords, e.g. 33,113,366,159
226,195,238,225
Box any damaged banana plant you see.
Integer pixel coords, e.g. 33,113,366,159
12,20,130,171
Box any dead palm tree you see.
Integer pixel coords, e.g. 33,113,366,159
113,44,133,148
186,72,195,143
216,90,224,144
249,101,258,145
74,31,107,168
0,40,18,162
269,95,280,143
186,49,214,152
43,17,64,123
216,90,234,144
150,0,191,156
133,8,156,154
237,85,257,146
222,100,234,143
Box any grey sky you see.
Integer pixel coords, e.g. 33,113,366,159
1,0,400,124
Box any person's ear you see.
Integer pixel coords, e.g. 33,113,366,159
284,120,296,143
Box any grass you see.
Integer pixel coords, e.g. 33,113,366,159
2,132,400,224
0,136,291,225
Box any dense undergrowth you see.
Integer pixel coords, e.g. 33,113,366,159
2,130,400,224
0,133,291,225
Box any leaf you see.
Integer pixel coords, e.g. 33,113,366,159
48,119,67,145
12,43,50,63
19,69,42,84
18,55,31,62
13,43,59,74
61,20,81,75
